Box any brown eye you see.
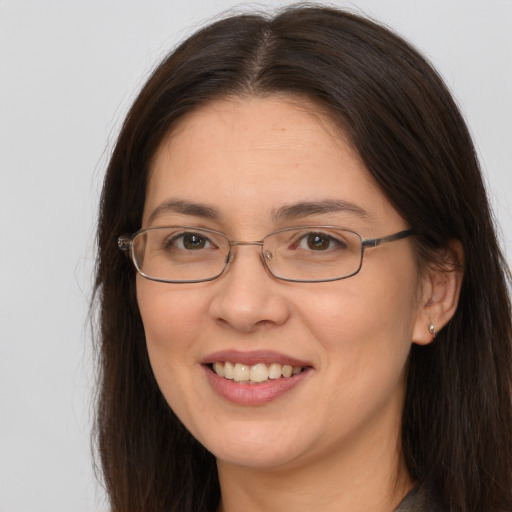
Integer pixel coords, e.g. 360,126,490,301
163,231,213,251
182,233,207,250
307,233,332,250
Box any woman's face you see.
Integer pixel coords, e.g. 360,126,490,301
137,96,428,471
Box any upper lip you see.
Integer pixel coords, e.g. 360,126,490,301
201,350,312,368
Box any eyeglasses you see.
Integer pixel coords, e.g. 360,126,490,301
118,225,413,283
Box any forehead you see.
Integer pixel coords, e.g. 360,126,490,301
144,95,402,233
151,92,354,153
152,94,353,164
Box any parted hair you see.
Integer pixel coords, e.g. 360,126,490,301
94,5,512,511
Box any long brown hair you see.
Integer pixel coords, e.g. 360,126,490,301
94,6,512,511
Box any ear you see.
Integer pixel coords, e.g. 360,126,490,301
412,240,464,345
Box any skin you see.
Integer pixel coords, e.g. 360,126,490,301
136,95,460,511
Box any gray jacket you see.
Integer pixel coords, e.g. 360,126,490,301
394,485,445,512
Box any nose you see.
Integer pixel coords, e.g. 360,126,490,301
208,244,291,333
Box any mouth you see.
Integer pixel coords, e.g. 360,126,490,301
202,350,313,404
210,361,306,384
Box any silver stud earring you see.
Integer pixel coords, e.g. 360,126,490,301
429,324,436,338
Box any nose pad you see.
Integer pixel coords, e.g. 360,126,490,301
265,250,273,261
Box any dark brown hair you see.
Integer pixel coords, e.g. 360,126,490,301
94,5,512,511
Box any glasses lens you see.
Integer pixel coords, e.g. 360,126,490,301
132,227,229,282
263,227,363,282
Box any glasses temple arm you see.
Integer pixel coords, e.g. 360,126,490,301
362,229,414,249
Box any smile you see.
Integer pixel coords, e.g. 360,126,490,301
203,350,312,405
212,361,304,383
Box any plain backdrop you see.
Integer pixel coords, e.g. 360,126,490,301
0,1,510,510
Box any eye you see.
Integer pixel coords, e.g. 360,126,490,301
165,231,214,250
295,231,348,251
306,233,331,251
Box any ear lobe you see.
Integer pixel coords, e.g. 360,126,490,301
412,241,464,345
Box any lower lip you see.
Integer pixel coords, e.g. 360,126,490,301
204,366,311,406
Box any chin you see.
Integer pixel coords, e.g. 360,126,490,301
194,418,312,470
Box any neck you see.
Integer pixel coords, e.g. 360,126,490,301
216,423,412,512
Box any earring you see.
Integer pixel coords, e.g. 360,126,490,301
429,323,436,338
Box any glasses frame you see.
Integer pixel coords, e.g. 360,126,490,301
118,225,414,284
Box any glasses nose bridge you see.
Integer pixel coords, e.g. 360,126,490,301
229,240,264,247
226,239,269,271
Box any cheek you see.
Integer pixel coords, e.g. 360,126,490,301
300,282,416,437
305,264,420,387
307,278,417,347
136,278,208,389
137,279,205,345
136,278,214,431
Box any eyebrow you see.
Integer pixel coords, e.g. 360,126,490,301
147,198,220,224
271,199,370,222
147,197,370,225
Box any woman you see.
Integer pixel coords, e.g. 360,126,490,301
94,5,512,511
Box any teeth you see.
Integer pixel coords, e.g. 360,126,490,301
233,363,250,382
212,361,304,383
268,363,282,380
223,361,234,380
282,364,292,378
213,362,224,378
250,363,269,383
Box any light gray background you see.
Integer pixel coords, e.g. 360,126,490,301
0,1,510,510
